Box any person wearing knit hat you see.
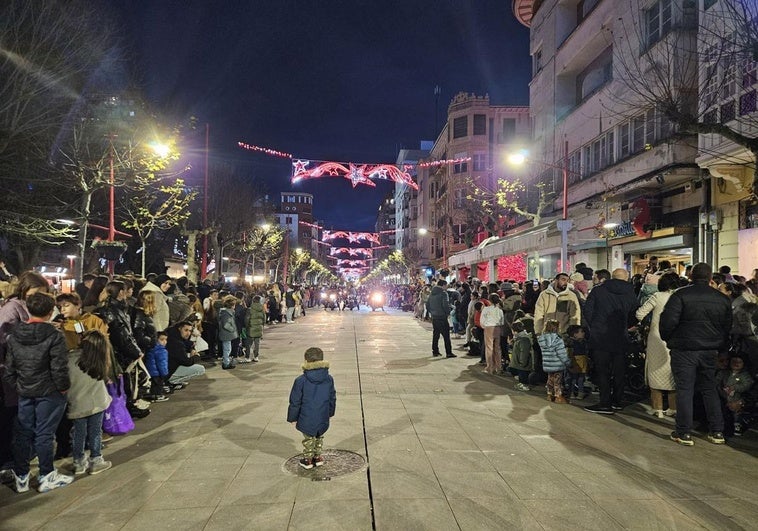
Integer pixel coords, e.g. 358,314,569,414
287,347,336,470
570,272,589,299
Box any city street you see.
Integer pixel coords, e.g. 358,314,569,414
1,308,757,530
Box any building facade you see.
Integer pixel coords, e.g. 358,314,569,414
695,0,758,275
415,93,530,275
276,191,315,251
448,0,708,282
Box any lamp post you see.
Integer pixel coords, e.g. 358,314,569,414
507,141,573,274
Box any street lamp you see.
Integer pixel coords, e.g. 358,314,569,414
506,142,572,274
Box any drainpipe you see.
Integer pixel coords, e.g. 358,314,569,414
698,177,710,264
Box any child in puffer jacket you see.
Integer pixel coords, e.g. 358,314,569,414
287,347,336,470
144,331,169,401
537,319,571,404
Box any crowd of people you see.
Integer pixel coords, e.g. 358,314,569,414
1,257,756,494
418,260,758,446
0,267,308,494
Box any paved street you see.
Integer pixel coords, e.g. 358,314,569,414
2,308,757,530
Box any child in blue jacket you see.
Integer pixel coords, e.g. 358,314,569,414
144,331,169,402
537,319,571,404
287,347,336,470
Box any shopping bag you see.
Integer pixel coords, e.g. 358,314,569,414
103,375,135,435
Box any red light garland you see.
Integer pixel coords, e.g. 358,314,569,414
237,141,292,159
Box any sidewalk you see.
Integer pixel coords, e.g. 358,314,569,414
1,308,757,530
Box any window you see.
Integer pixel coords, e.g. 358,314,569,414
741,56,757,89
453,160,468,174
645,109,656,146
577,0,600,23
452,224,466,244
533,49,543,76
632,114,646,152
619,123,630,159
582,146,591,177
702,63,719,109
473,114,486,135
568,151,581,183
704,0,716,10
721,58,737,100
576,47,613,102
472,153,487,171
591,140,601,174
453,189,465,209
740,90,757,115
453,116,468,138
721,100,736,122
645,0,673,47
285,217,293,224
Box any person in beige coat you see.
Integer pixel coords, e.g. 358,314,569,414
534,273,581,335
636,272,680,418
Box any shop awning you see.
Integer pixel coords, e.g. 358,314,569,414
621,234,694,254
448,221,554,267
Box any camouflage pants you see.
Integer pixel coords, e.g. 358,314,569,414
301,434,324,458
546,372,564,398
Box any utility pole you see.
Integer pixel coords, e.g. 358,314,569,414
201,123,209,280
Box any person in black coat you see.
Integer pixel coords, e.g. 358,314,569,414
94,282,142,371
426,280,455,358
3,293,71,491
660,262,732,446
583,269,639,415
166,321,205,387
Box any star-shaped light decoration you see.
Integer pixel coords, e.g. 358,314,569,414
292,159,310,178
347,164,376,188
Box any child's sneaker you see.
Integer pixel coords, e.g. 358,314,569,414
299,458,314,470
37,469,73,492
554,396,570,404
13,471,30,493
313,456,325,467
734,423,743,436
72,458,89,475
88,456,112,475
546,394,555,402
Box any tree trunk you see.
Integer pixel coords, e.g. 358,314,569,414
77,190,92,283
185,231,198,284
140,238,147,278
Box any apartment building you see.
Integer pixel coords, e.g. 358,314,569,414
449,1,706,281
695,0,758,275
416,93,530,276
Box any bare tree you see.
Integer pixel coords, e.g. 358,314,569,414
609,0,758,194
0,1,125,270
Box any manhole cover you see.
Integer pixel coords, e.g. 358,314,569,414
283,449,366,479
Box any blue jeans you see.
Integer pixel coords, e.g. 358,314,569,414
13,392,67,477
221,340,232,366
169,364,206,385
72,411,104,461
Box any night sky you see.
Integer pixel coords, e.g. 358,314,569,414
107,1,531,231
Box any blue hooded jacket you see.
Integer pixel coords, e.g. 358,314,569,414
145,343,169,378
287,360,336,437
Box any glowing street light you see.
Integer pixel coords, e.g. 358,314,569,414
150,142,171,158
506,143,573,274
